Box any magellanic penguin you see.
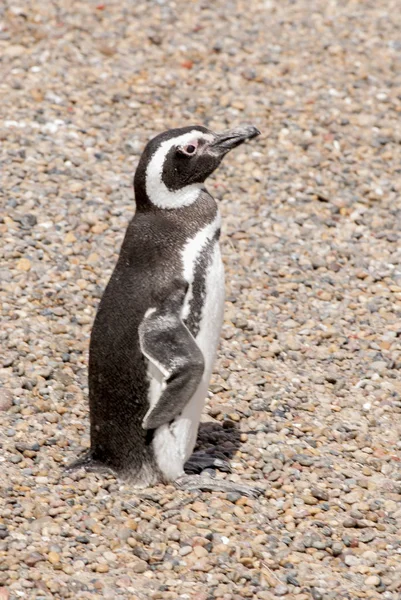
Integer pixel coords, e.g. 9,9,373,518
70,124,260,493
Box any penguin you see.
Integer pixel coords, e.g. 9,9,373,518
70,124,260,492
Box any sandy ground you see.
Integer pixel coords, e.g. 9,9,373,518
1,0,401,598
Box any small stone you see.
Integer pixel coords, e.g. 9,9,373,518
344,554,359,567
16,258,31,271
130,558,148,573
350,509,363,519
362,550,377,566
95,564,109,573
76,536,90,544
312,539,327,550
25,552,45,566
0,389,13,411
303,495,318,505
87,252,99,264
29,516,53,532
388,578,401,592
48,552,60,564
65,231,77,243
103,551,117,562
370,361,387,373
332,542,344,557
343,518,357,528
19,214,37,228
9,455,22,464
226,492,242,503
192,558,211,572
311,487,329,501
274,584,289,596
193,545,208,558
4,44,26,57
365,575,381,586
268,341,282,355
116,576,132,588
360,531,376,543
294,454,314,467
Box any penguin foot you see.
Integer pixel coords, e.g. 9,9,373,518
65,454,115,476
175,474,263,498
184,451,231,475
64,453,93,473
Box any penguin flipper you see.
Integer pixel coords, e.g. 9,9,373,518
139,297,205,430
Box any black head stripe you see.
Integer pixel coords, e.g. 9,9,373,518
134,126,212,207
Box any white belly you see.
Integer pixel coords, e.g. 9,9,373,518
153,216,225,481
175,242,225,456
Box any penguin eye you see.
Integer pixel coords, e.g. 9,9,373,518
177,143,198,157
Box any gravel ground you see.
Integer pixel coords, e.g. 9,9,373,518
1,0,401,599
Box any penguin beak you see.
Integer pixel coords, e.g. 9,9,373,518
210,125,261,154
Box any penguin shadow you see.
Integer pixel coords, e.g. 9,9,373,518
185,420,242,474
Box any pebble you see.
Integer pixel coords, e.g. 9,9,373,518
365,575,381,586
15,258,31,271
0,389,13,411
274,584,289,596
47,552,60,565
130,559,148,574
311,487,329,501
344,554,360,567
332,542,344,557
24,553,44,567
343,518,358,528
95,564,109,573
362,550,377,566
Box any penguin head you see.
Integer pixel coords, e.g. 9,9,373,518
134,125,260,209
